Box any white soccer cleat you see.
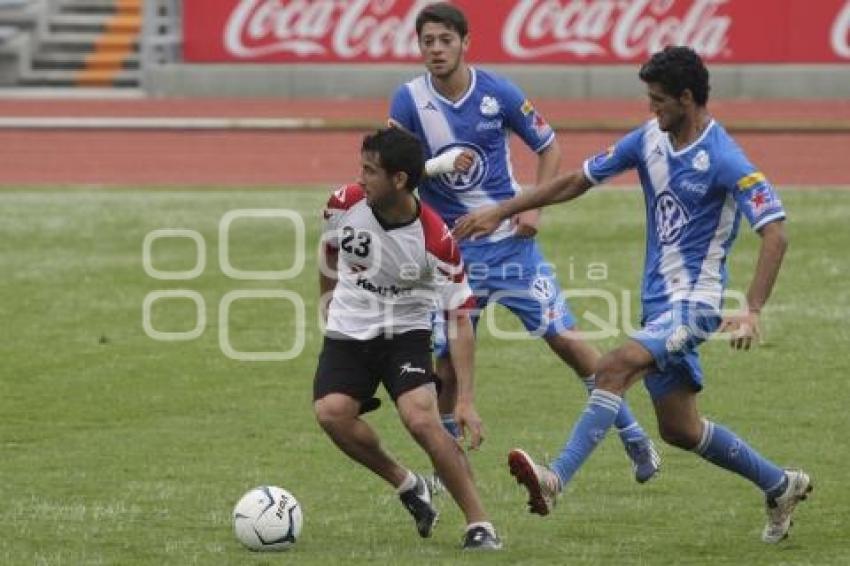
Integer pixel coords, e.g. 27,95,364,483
508,448,561,516
761,469,813,543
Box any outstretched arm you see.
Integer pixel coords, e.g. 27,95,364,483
453,168,594,240
720,220,788,350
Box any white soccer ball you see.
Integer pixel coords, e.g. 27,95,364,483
233,486,303,551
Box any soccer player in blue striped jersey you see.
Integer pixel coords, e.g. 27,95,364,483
388,1,659,488
453,46,812,543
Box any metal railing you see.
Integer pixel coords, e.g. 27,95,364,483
0,0,46,84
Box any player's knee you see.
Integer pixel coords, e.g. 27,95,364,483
313,395,356,432
594,353,630,393
658,422,701,450
400,409,440,445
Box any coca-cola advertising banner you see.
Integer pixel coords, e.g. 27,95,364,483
183,0,850,64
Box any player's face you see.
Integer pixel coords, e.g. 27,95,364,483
358,151,401,209
646,82,686,133
418,22,468,79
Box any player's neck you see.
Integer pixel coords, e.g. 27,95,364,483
373,194,419,228
430,64,471,102
670,109,711,150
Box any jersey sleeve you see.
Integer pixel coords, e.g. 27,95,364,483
582,126,644,185
500,79,555,154
430,247,475,311
322,184,362,253
718,151,786,231
420,209,475,311
388,84,417,132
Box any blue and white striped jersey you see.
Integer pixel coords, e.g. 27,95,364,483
584,119,786,316
390,67,555,242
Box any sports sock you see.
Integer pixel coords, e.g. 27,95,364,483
465,521,495,535
396,470,417,494
693,419,787,497
581,375,647,445
550,390,622,486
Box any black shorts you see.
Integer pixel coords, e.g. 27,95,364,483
314,330,437,403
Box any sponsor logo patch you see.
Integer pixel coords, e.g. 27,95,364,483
476,119,503,131
655,191,690,245
748,185,780,216
530,276,555,301
737,171,766,191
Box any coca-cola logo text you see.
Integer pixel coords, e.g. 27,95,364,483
503,0,731,60
225,0,434,59
831,1,850,58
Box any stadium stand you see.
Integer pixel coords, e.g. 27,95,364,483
0,0,146,88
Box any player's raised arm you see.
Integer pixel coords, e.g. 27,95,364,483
453,168,593,240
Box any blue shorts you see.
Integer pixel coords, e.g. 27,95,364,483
433,237,576,358
632,301,721,401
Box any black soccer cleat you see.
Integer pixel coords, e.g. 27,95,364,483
462,525,503,550
399,474,438,538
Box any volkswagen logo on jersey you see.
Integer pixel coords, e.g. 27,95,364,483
530,276,555,301
655,191,690,245
435,142,488,193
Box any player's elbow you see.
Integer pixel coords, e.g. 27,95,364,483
540,137,562,162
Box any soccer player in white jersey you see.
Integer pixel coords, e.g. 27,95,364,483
314,127,501,550
454,46,812,542
388,1,659,486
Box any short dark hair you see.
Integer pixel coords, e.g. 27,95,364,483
639,46,710,106
415,2,468,38
361,128,424,190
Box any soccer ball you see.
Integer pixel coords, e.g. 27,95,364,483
233,486,303,551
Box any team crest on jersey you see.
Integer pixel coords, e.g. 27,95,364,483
530,276,555,301
480,96,500,117
435,142,487,193
520,99,534,115
655,191,690,245
692,149,711,172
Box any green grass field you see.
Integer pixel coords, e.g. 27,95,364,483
1,187,848,565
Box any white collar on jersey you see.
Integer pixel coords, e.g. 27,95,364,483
427,67,477,109
663,118,716,156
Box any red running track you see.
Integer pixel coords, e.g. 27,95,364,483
0,98,848,186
